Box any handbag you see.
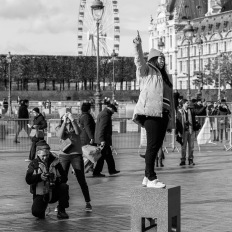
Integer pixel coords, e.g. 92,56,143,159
82,145,102,163
60,138,72,152
30,129,36,137
29,129,44,138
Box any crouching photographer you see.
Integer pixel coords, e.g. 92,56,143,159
25,140,69,219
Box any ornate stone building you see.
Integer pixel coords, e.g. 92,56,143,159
149,0,232,91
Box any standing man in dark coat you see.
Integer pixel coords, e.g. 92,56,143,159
27,107,47,161
79,102,96,146
176,99,198,166
93,103,120,177
14,99,30,143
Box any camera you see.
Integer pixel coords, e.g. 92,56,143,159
44,172,55,187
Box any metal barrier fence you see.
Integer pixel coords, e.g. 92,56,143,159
0,119,33,152
0,115,230,152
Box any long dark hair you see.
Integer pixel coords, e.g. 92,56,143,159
149,56,173,88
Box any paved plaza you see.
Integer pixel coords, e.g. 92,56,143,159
0,143,231,232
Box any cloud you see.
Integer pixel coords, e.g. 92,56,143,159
20,14,76,34
0,0,48,19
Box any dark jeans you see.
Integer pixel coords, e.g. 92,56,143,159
93,145,116,174
29,136,41,160
144,113,169,181
59,154,91,203
32,183,69,218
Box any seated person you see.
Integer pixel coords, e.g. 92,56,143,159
25,140,69,219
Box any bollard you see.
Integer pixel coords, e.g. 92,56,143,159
131,186,181,232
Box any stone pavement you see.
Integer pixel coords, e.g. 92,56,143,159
0,145,231,232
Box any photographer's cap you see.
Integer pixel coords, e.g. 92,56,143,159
36,140,50,152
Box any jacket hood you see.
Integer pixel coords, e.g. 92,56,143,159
147,48,164,62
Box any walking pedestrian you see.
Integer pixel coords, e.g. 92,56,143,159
14,99,30,143
56,109,92,212
210,101,219,141
132,32,175,188
25,140,69,219
2,98,8,113
176,99,197,166
79,102,96,146
93,102,120,177
27,107,47,161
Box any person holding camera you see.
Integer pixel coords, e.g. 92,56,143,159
56,109,92,212
176,99,198,166
25,140,69,219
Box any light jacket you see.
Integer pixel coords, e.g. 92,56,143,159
132,42,175,129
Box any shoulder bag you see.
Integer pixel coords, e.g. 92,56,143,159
60,138,72,152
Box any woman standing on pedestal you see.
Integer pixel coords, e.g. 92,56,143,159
132,32,175,188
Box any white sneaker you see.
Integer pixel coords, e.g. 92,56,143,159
147,179,166,188
142,177,148,187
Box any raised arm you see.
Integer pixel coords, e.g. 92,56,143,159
133,33,149,83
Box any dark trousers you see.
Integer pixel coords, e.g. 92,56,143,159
32,183,69,218
93,145,116,174
29,136,40,160
144,113,169,181
59,154,91,203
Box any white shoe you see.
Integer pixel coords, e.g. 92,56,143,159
142,177,148,187
147,179,166,188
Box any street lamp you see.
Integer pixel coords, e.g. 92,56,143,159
217,50,222,101
196,36,203,96
183,20,194,101
91,0,104,116
111,49,118,100
6,52,12,117
158,37,165,51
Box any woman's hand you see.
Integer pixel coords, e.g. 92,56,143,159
68,113,75,122
133,31,142,44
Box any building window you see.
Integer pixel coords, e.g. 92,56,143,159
194,46,196,56
179,81,182,90
194,60,196,70
170,55,172,70
170,35,172,48
180,61,182,72
224,41,227,52
216,43,218,53
181,48,183,57
208,44,211,54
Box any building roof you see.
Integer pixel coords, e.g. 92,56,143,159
167,0,232,21
192,10,232,35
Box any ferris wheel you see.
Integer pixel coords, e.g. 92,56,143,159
77,0,120,56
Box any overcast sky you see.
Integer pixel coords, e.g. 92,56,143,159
0,0,160,57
